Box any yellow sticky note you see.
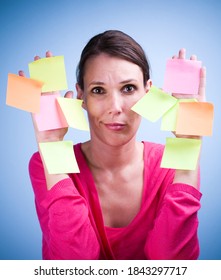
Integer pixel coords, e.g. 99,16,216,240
57,97,89,131
39,141,80,174
161,137,202,170
175,102,214,136
6,73,43,113
29,56,68,92
161,99,197,131
131,86,177,122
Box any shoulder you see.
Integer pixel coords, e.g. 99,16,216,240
29,151,45,179
143,141,164,163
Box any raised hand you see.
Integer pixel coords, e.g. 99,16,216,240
19,51,73,143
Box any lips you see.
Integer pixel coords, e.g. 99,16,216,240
104,122,126,131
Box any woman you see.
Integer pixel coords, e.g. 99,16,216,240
23,30,205,260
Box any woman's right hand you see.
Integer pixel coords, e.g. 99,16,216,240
19,51,73,144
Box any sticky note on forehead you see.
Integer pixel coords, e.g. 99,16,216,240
39,141,80,174
131,86,177,122
161,137,202,170
163,59,202,94
6,73,43,113
29,56,68,92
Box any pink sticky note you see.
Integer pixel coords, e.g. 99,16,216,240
33,93,68,131
163,59,202,94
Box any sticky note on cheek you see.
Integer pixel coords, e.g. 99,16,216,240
131,86,177,122
39,141,80,174
29,56,68,92
163,59,202,94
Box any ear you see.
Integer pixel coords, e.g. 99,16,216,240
76,83,86,109
145,79,152,93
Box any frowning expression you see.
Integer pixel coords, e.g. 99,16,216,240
77,53,151,146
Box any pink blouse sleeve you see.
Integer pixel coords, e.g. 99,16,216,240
145,183,202,260
29,152,100,260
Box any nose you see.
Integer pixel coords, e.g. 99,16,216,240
107,92,123,115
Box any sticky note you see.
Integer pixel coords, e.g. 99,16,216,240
6,73,43,113
39,141,80,174
175,102,214,136
161,99,197,131
29,56,68,92
131,86,177,122
57,97,89,131
163,59,202,94
33,93,68,131
161,137,202,170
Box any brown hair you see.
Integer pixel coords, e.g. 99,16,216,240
76,30,150,89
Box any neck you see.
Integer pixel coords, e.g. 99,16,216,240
82,138,143,172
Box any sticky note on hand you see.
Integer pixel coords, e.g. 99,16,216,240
175,102,214,136
161,137,202,170
161,98,197,131
39,140,80,174
163,59,202,94
33,93,68,131
6,73,43,113
131,86,177,122
57,97,89,131
29,56,68,92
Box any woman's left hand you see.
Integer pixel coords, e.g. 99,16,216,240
172,48,206,139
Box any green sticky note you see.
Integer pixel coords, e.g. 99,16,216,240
29,56,68,92
39,141,80,174
131,86,177,122
161,137,201,170
161,99,197,131
57,97,89,131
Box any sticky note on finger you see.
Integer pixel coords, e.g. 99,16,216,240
6,73,43,113
163,59,202,94
39,141,80,174
29,56,68,92
161,98,197,131
33,94,68,131
175,102,214,136
161,137,202,170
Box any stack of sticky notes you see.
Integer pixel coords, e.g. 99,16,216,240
131,58,214,170
6,55,89,174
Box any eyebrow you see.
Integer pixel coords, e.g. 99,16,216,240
89,79,138,86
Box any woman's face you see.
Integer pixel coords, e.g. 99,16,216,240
77,53,151,147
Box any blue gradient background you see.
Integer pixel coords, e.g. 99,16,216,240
0,0,220,260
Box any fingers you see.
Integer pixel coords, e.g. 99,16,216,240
198,66,206,102
18,70,25,77
173,49,197,60
34,51,53,61
178,48,186,59
64,91,74,99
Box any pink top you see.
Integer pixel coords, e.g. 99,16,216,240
29,141,202,260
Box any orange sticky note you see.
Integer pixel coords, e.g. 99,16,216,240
175,102,214,136
6,73,43,113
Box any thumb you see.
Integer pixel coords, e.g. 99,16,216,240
64,91,74,99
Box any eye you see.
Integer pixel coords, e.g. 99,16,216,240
91,87,105,94
122,84,137,94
